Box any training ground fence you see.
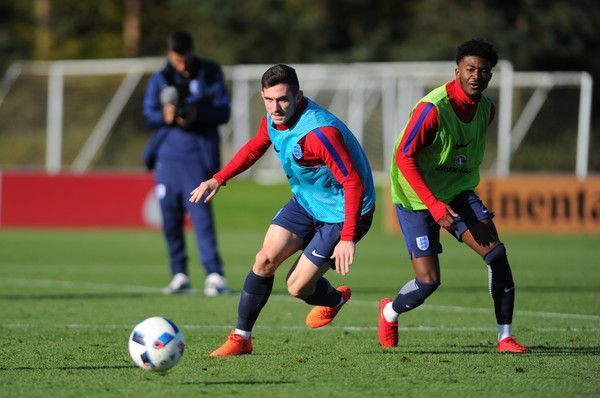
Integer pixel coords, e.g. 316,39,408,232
0,59,594,182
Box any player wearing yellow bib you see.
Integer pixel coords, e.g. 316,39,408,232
380,39,528,353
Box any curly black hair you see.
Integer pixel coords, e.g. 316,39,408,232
455,39,498,67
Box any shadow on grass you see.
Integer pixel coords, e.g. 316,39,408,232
525,345,600,355
379,345,600,356
180,380,296,385
0,366,298,387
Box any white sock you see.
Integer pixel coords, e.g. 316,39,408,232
234,328,251,340
497,324,512,341
383,302,399,323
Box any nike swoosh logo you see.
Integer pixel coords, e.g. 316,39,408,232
454,141,471,149
273,145,281,153
311,249,327,259
504,287,515,293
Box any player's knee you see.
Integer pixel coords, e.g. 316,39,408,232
483,243,507,266
484,243,514,287
417,274,441,285
286,280,311,299
415,278,440,297
253,250,277,276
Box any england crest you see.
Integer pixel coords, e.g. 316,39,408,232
292,143,303,159
416,235,429,251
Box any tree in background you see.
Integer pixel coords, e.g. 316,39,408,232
0,0,597,170
123,0,140,57
2,0,597,74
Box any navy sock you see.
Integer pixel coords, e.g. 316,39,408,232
484,244,515,324
236,271,274,331
303,277,341,307
391,278,439,314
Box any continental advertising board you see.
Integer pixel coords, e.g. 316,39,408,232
385,174,600,234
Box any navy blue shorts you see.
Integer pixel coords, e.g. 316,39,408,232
396,190,494,259
272,196,372,268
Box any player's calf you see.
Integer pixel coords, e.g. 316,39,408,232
391,278,439,315
305,285,351,328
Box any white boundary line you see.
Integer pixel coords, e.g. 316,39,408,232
1,277,599,321
0,277,161,293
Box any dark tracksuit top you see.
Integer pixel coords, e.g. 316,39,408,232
143,57,230,276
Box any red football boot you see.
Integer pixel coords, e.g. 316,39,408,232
378,298,398,347
497,337,529,353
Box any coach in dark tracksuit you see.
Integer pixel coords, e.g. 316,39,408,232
143,31,230,296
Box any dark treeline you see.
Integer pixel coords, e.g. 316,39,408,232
1,0,597,74
0,1,598,140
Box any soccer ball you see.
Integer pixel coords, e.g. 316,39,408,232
128,316,185,372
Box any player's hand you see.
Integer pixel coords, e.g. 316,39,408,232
163,104,176,124
174,115,186,127
189,178,221,203
331,240,355,276
437,205,459,232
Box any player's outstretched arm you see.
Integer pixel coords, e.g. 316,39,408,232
189,178,221,203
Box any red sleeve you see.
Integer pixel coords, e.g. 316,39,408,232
303,126,364,241
395,102,448,221
213,117,271,184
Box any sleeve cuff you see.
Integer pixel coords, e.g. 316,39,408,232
429,201,449,222
213,173,226,186
340,234,354,242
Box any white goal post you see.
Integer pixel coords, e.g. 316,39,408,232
0,58,593,180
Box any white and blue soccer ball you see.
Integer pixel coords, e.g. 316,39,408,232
128,316,185,372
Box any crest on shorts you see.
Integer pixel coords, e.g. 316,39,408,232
416,235,429,251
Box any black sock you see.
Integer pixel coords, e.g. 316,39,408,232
484,244,515,324
303,277,341,307
391,278,439,314
236,271,274,331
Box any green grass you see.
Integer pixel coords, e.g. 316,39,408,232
1,181,599,397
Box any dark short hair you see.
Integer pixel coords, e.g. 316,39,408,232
261,64,300,94
167,31,194,55
456,39,498,67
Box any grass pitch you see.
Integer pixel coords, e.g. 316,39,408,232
1,181,599,397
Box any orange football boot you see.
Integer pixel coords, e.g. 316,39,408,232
305,286,351,328
210,331,253,357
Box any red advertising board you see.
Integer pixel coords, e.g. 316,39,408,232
3,171,599,232
0,171,160,228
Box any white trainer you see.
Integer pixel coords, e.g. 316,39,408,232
204,273,229,296
162,273,191,295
